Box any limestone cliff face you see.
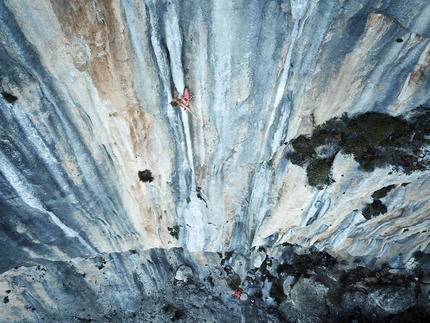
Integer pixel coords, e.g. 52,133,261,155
1,0,430,321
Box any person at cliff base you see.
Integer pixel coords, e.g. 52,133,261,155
233,289,242,300
224,265,233,275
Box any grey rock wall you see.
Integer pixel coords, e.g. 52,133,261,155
1,245,429,322
1,0,430,321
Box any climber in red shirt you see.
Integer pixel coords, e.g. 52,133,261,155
170,87,197,118
233,288,242,300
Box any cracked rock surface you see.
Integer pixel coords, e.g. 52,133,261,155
1,0,430,321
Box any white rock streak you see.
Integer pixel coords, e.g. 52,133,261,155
265,0,311,157
0,150,96,254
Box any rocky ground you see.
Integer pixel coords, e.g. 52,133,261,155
1,245,429,322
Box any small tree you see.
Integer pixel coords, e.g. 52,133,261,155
138,169,154,182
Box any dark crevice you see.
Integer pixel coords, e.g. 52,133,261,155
2,92,18,103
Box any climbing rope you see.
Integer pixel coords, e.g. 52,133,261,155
310,248,322,267
205,262,247,296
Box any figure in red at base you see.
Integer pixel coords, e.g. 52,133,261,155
233,288,242,300
170,87,197,118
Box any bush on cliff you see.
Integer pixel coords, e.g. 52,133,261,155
287,109,430,187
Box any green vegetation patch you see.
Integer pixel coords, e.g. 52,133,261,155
371,185,395,199
138,169,154,182
347,112,412,147
287,109,430,187
291,135,316,157
168,225,180,240
362,199,387,220
306,157,334,188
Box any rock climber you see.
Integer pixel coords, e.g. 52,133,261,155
223,265,233,275
170,87,197,118
233,288,242,300
196,186,208,208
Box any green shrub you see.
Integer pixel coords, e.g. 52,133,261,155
347,112,411,147
362,199,387,220
410,108,430,141
306,157,333,188
287,109,429,187
288,151,308,166
291,135,316,157
371,185,395,199
168,225,180,240
312,118,347,148
138,169,154,182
